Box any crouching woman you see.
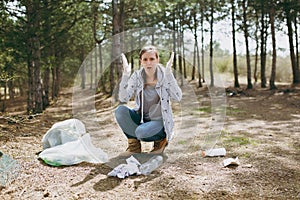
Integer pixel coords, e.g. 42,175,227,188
115,45,182,156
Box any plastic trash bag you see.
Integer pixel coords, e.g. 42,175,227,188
0,151,21,187
42,118,86,149
39,133,108,166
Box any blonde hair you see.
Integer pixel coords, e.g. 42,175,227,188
139,45,159,59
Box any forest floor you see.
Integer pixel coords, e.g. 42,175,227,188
0,80,300,200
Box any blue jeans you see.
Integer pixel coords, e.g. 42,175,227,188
114,105,166,142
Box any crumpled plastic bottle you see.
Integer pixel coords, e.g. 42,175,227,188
0,151,21,187
139,155,163,175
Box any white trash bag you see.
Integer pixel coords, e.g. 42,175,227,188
39,133,108,166
42,118,86,149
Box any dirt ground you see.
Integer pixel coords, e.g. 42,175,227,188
0,81,299,200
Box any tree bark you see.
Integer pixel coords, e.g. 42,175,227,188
201,6,205,83
192,41,196,81
43,67,50,108
294,14,299,70
112,0,123,97
286,8,299,84
26,0,43,113
27,59,34,113
209,0,214,87
243,0,252,89
231,0,239,88
172,10,177,74
90,53,93,90
260,0,267,88
196,36,202,87
269,3,277,90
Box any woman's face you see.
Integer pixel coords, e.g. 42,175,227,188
140,51,159,75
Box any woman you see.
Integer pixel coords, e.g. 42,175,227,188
115,45,182,156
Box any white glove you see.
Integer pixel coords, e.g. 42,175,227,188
166,52,174,74
121,53,131,76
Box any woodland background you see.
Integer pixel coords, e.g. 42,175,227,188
0,0,299,114
0,1,300,199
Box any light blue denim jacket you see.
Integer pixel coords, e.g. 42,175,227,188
119,64,182,142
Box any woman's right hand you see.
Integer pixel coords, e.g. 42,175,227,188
121,53,131,76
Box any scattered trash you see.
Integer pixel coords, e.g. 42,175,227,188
140,155,163,175
201,148,226,157
108,155,164,178
223,157,240,167
0,151,21,187
42,118,86,149
242,164,253,168
39,133,108,166
108,156,141,178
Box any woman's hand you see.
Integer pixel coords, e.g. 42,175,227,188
121,53,131,76
166,52,174,74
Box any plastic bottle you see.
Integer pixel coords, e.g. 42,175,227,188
139,155,163,175
0,151,20,187
201,147,226,157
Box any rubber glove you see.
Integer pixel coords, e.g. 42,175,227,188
121,53,131,76
166,52,174,74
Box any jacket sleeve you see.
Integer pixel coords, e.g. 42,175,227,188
164,72,182,102
119,72,137,102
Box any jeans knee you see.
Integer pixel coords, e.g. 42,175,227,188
135,127,145,140
115,105,127,120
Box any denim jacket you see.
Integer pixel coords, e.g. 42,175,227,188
119,64,182,142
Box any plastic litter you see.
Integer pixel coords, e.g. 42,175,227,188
0,151,21,187
223,157,240,167
108,155,164,178
42,118,86,149
201,148,226,157
39,133,108,166
139,155,163,175
107,156,141,178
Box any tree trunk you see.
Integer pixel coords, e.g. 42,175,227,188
254,39,259,83
27,59,34,113
98,43,107,93
90,53,93,89
178,18,184,86
269,4,277,90
182,33,187,79
254,11,259,83
231,0,239,88
260,0,267,88
2,82,7,112
8,80,14,100
209,0,214,87
286,8,299,84
130,35,134,71
201,6,205,83
192,41,196,81
112,0,122,96
53,50,61,98
81,64,86,90
196,36,202,87
33,36,43,113
294,14,299,70
243,0,252,89
95,44,98,89
43,67,50,108
26,0,43,113
172,11,177,74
